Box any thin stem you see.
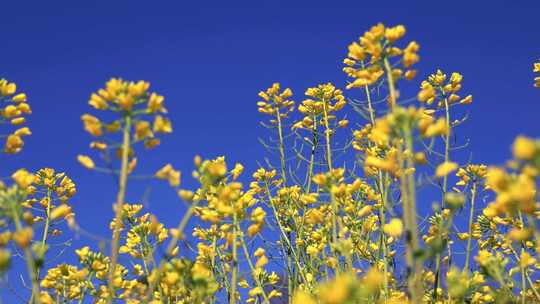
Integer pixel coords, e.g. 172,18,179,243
275,108,295,299
145,199,200,299
322,101,333,171
230,213,238,304
264,183,307,285
434,96,452,299
441,97,451,208
363,80,389,300
77,271,95,304
383,57,397,110
363,80,376,125
464,182,477,271
305,116,318,193
509,244,540,302
275,108,287,184
36,188,52,280
322,98,341,271
400,125,422,302
107,115,132,302
239,228,271,304
11,199,41,304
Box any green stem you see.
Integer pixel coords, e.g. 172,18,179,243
383,58,397,110
239,228,271,304
264,183,307,284
107,115,132,302
11,198,41,304
230,213,238,304
77,271,95,304
464,182,477,272
434,96,452,300
145,199,200,299
441,97,451,207
305,116,318,193
321,101,333,171
400,125,422,302
36,189,52,280
275,108,287,184
363,80,389,300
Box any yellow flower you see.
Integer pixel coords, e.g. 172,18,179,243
247,223,263,237
475,250,492,267
75,246,90,261
0,81,16,96
305,208,324,224
383,218,404,237
147,93,167,113
507,228,532,241
293,291,316,304
253,247,265,257
257,83,295,118
17,102,31,114
11,117,26,125
248,286,263,297
268,290,282,299
12,93,27,103
155,164,181,187
422,118,449,138
134,120,153,141
436,161,458,177
306,245,319,255
39,292,54,304
12,169,35,189
520,251,536,268
2,105,20,118
231,163,244,180
363,268,384,292
13,227,33,248
512,135,537,160
365,156,398,175
177,189,195,202
5,134,24,154
318,274,351,304
460,94,473,105
153,115,172,133
117,93,135,110
385,24,406,43
127,80,149,97
14,127,31,136
89,93,108,110
255,255,268,268
81,114,103,137
50,204,73,221
77,155,95,169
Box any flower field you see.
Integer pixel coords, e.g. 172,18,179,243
1,22,540,304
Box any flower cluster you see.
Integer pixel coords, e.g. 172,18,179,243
362,106,448,176
0,79,31,153
78,78,172,172
292,83,347,131
343,23,419,90
418,69,473,108
257,83,295,123
0,166,77,297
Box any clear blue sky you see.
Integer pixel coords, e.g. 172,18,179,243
1,0,539,301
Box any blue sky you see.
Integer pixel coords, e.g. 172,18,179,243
1,0,539,301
